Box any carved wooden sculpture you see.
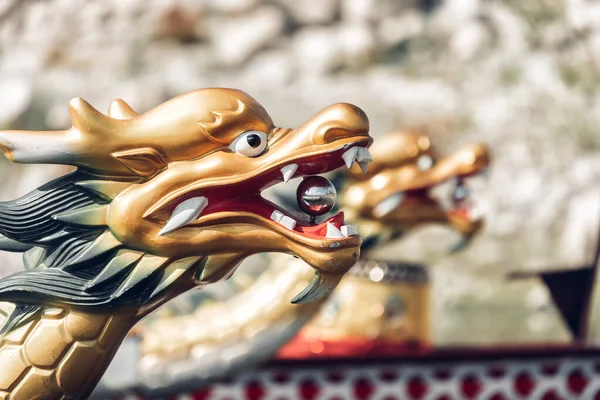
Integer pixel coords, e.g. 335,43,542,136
0,88,372,399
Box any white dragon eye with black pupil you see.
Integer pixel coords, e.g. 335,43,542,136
230,131,268,157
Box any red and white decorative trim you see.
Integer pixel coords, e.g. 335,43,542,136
114,350,600,400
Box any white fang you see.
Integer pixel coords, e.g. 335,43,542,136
356,147,372,173
159,196,208,236
271,210,296,230
280,215,297,230
417,154,433,170
281,164,298,183
326,222,344,238
270,210,284,222
341,224,358,237
373,193,404,218
342,147,359,169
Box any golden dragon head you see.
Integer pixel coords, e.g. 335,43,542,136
341,130,490,251
0,88,372,327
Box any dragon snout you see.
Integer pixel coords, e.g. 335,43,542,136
454,143,490,175
306,103,370,146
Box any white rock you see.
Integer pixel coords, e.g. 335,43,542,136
432,0,481,33
377,11,424,50
485,3,529,58
588,32,600,66
341,0,416,22
559,190,600,264
293,27,344,75
338,23,376,68
278,0,339,25
366,71,458,122
565,0,600,31
243,50,294,86
206,0,258,14
526,286,550,311
0,77,32,126
210,6,285,66
450,22,489,61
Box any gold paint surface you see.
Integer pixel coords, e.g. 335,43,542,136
0,309,133,399
303,277,430,342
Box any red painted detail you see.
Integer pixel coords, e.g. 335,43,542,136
353,378,374,400
326,370,345,383
299,379,320,400
380,369,399,382
541,389,563,400
244,381,265,400
488,365,506,379
407,376,427,400
190,388,212,400
271,372,290,384
514,372,536,397
434,369,452,380
460,375,481,399
541,363,559,376
567,369,588,395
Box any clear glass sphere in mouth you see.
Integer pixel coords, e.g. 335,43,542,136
296,176,337,216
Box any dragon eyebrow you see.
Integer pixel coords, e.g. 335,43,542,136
197,100,246,146
267,127,292,147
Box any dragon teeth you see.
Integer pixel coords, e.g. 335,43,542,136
356,147,372,162
159,196,208,236
270,210,284,222
417,154,433,170
326,222,344,238
356,147,372,173
342,147,359,169
342,147,372,173
373,192,404,218
341,224,358,237
281,164,298,183
469,206,483,219
270,210,296,230
280,215,296,230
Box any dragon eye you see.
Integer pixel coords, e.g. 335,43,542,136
230,131,268,157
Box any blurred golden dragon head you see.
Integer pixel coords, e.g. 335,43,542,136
342,130,490,251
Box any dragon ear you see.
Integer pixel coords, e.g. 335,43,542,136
108,99,138,120
112,147,168,177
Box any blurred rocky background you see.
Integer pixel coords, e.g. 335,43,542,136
1,0,600,345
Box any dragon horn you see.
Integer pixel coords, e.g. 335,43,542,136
0,97,113,165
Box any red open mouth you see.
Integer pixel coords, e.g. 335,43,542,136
373,172,487,221
151,139,371,240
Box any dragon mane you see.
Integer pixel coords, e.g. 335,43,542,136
0,170,205,333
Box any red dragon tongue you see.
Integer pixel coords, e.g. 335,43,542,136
297,212,345,236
